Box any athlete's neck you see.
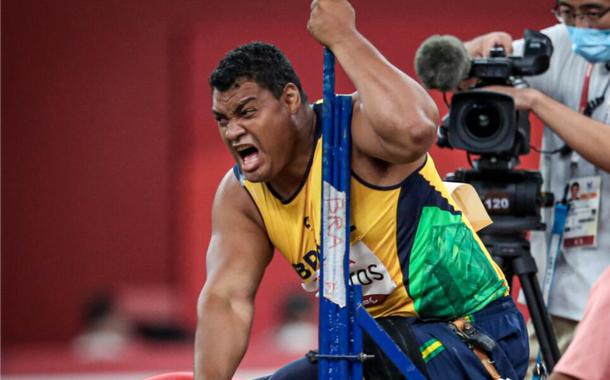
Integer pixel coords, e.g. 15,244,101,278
267,107,317,200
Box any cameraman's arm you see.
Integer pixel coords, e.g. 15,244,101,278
488,85,610,173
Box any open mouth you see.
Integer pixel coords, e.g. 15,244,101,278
235,145,261,172
237,146,258,159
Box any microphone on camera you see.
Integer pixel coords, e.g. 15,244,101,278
414,35,471,92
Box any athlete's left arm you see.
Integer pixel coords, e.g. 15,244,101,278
307,0,439,164
487,85,610,173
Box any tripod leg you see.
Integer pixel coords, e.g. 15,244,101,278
513,254,561,372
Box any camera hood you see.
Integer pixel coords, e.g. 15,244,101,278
448,91,516,154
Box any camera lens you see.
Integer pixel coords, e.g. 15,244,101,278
463,102,501,139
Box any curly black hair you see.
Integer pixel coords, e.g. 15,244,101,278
209,41,308,103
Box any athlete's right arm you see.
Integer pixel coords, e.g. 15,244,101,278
194,170,274,380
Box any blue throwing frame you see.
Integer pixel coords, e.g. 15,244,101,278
318,48,426,380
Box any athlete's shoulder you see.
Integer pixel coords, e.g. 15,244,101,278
214,167,263,224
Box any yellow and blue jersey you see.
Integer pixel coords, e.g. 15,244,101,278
234,104,508,320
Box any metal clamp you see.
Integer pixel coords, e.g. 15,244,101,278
306,350,375,364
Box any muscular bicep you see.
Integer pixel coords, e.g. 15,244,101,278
349,92,437,165
202,172,273,308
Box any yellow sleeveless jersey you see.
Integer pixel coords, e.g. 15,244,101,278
235,104,508,320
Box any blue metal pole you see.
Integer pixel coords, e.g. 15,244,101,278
350,286,364,380
320,47,352,380
320,46,337,380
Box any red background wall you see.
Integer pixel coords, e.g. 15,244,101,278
2,0,554,346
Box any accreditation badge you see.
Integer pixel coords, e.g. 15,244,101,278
563,176,602,248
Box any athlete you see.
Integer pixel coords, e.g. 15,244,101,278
195,1,528,379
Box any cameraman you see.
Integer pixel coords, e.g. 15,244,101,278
465,0,610,377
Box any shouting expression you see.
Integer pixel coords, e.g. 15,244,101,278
212,78,301,183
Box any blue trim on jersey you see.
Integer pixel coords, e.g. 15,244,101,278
396,171,461,294
232,164,242,182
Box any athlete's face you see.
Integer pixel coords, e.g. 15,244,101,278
212,79,298,183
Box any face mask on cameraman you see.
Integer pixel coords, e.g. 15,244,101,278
566,26,610,63
552,4,610,63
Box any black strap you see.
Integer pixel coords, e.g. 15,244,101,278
363,317,430,380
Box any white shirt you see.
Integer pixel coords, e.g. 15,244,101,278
514,24,610,320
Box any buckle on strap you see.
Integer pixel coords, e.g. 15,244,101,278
449,318,496,353
449,318,506,380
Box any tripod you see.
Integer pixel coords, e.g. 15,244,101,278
481,232,561,374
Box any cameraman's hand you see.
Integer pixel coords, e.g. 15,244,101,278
483,85,539,110
308,0,357,49
457,32,514,90
464,31,513,58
